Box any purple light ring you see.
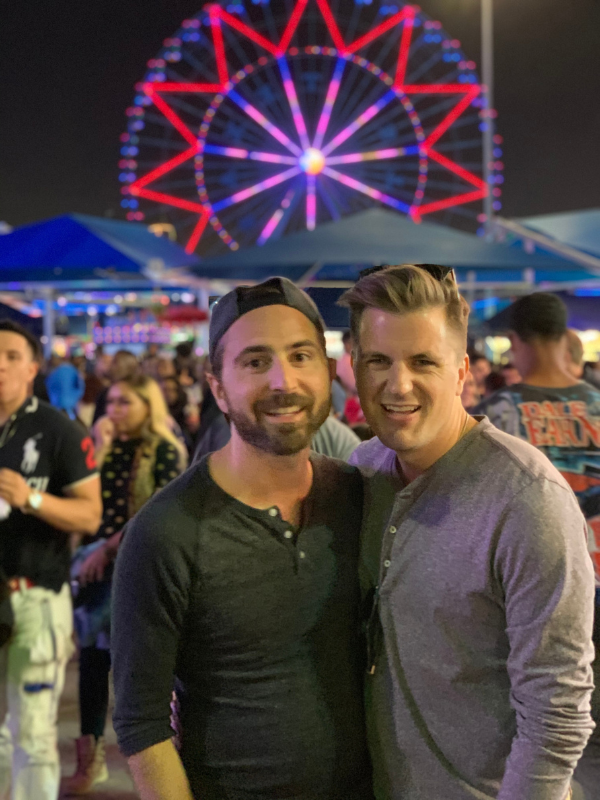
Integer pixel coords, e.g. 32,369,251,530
195,48,429,249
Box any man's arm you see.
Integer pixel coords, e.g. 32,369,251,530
497,477,595,800
0,470,102,535
128,740,194,800
111,484,195,791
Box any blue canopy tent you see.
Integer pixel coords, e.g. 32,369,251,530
494,209,600,276
519,209,600,259
0,213,201,286
192,208,600,328
0,213,202,355
193,209,596,286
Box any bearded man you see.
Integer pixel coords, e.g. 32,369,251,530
111,278,373,800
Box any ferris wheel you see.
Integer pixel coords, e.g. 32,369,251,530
119,0,503,256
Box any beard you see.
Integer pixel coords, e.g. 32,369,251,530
225,391,331,456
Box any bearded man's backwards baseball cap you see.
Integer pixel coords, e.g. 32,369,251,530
209,277,326,362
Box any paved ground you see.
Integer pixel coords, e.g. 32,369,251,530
58,657,137,799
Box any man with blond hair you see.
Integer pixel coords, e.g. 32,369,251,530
341,265,595,800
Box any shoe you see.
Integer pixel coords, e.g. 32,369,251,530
63,735,109,795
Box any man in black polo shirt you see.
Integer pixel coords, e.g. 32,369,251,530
112,279,373,800
0,320,102,800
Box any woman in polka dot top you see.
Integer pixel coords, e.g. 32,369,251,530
67,375,187,794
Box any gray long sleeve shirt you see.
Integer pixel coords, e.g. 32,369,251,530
350,417,595,800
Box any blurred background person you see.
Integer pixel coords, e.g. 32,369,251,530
160,375,198,456
500,362,522,386
336,330,356,395
77,350,111,429
92,350,140,423
476,293,600,798
141,342,161,380
66,374,186,795
565,329,585,380
46,353,85,420
156,355,176,381
483,370,507,398
583,359,600,390
469,354,492,401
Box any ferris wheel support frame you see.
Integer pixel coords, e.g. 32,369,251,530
481,0,495,239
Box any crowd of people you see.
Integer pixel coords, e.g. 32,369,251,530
0,267,597,800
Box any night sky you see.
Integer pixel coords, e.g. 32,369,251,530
1,0,598,229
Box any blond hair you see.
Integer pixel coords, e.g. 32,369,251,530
116,374,188,470
339,264,470,355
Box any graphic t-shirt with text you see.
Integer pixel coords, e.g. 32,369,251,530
477,381,600,585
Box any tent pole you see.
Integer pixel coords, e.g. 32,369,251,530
298,262,323,287
42,287,55,360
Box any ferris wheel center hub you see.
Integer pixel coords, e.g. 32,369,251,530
299,148,326,175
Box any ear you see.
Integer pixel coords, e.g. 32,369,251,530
456,353,469,396
28,360,39,384
205,371,229,415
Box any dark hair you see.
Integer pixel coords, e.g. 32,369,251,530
470,354,490,366
484,371,506,394
339,264,469,354
175,341,194,359
509,293,567,342
342,330,352,344
0,319,42,362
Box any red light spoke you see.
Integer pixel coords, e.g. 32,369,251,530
345,6,412,55
148,91,198,147
133,188,205,213
277,0,310,55
185,212,210,254
149,83,224,92
394,9,415,89
412,189,487,221
427,150,486,190
424,87,480,148
403,84,476,93
209,7,229,86
131,146,199,191
215,6,279,56
315,0,346,52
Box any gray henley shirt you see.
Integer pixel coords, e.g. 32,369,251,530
350,417,595,800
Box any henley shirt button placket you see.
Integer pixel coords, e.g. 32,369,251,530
299,551,306,559
284,531,293,540
383,559,391,569
268,508,278,517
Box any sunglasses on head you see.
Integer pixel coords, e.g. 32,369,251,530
357,263,456,284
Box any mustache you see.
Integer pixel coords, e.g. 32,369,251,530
255,394,312,414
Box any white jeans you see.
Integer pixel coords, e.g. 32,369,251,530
0,582,73,800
